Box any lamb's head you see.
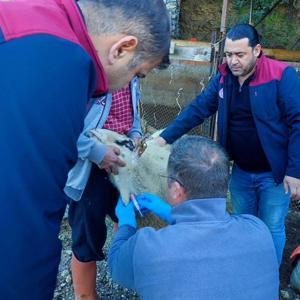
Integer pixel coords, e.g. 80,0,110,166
90,129,134,152
89,128,170,208
90,128,171,229
89,129,139,204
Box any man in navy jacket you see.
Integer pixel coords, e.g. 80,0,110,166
109,136,279,300
0,0,170,299
156,24,300,265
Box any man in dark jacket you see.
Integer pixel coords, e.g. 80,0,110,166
156,24,300,265
0,0,170,299
109,136,279,300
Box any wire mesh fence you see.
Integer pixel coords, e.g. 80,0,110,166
139,63,213,137
139,99,213,138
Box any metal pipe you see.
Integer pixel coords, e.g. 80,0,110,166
220,0,229,33
249,0,253,25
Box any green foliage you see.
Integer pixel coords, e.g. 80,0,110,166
230,0,300,49
259,8,298,48
233,0,290,11
232,0,297,25
179,0,300,50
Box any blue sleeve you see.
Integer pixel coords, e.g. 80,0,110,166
75,97,109,164
160,74,220,144
279,67,300,179
76,130,108,164
128,109,142,139
108,225,138,290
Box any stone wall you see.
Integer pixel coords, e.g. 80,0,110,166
140,61,212,136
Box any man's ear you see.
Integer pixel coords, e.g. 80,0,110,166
254,44,261,58
107,36,138,65
169,181,187,205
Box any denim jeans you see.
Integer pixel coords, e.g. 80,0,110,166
229,164,290,265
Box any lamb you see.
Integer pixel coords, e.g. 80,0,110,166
89,128,171,227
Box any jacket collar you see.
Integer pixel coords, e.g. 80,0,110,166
171,198,230,224
218,62,229,77
59,0,109,96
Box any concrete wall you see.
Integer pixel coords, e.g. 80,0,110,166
140,60,212,136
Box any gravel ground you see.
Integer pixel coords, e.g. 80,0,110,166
280,209,300,300
54,210,300,300
54,217,138,300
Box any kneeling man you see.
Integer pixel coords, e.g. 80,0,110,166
109,136,279,300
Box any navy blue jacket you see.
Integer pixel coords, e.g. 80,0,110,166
161,55,300,183
0,0,108,298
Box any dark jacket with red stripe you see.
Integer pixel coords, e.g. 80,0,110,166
161,54,300,183
0,1,108,296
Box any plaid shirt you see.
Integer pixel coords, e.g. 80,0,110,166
103,85,133,135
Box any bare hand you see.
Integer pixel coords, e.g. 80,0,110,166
154,136,167,146
283,175,300,201
98,146,126,175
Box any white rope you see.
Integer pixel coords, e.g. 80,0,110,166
249,0,253,25
211,36,226,49
175,88,184,115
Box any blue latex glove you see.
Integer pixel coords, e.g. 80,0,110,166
115,197,137,228
136,193,172,224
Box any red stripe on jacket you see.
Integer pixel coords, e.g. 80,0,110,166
0,0,108,95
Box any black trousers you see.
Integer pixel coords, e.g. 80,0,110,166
68,165,118,262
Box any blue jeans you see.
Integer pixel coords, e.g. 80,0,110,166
229,164,290,265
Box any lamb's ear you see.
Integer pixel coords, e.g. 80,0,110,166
115,139,135,151
115,140,128,146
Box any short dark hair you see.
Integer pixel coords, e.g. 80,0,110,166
226,24,261,48
167,136,229,199
79,0,171,66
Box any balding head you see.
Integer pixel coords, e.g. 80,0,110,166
167,136,229,200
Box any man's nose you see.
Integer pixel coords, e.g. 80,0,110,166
231,55,238,64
